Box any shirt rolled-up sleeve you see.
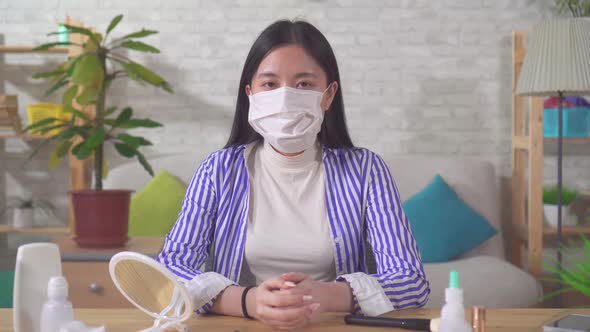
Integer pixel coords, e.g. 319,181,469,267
337,153,430,316
157,153,235,314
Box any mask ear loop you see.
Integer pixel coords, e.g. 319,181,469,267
321,82,333,111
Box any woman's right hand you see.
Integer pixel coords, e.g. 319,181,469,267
250,276,320,330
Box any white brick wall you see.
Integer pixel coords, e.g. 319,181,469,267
1,0,589,225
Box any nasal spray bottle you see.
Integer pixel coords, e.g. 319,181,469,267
438,270,473,332
40,276,74,332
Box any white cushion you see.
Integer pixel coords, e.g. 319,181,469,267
423,256,542,308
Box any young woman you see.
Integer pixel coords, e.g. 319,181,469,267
157,19,429,330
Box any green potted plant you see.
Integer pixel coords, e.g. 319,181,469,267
543,186,579,228
544,234,590,302
1,195,55,229
27,15,172,247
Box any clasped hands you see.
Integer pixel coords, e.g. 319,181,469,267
248,272,323,331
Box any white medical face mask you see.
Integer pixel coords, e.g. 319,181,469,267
248,85,329,154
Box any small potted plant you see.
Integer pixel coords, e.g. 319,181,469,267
27,15,172,247
544,234,590,302
1,195,55,229
543,186,579,228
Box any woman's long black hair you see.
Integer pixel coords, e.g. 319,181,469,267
224,19,354,148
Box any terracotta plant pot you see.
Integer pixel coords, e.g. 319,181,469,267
71,190,132,248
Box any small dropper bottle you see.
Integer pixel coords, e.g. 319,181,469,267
438,270,473,332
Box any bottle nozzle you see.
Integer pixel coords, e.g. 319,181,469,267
449,270,460,289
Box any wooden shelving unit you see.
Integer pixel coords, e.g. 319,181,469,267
0,19,92,235
0,225,69,234
511,31,590,279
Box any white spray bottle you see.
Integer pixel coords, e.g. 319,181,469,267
438,270,472,332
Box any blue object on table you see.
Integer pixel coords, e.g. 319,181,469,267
0,270,14,308
544,107,590,138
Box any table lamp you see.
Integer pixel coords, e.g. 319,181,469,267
516,18,590,305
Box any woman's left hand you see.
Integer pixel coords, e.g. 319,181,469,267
280,272,354,314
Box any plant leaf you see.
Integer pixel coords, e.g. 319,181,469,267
62,85,78,110
66,56,83,77
117,133,152,148
76,87,99,105
102,156,109,180
83,33,102,52
75,129,106,160
115,107,133,125
24,136,59,164
55,139,73,158
48,146,63,170
63,108,90,122
23,117,60,132
116,118,163,129
37,123,67,135
121,61,170,91
48,140,73,170
104,106,117,117
84,129,106,150
106,14,124,35
114,142,136,158
135,150,154,176
44,76,69,96
121,29,158,39
542,286,576,300
71,142,84,156
162,82,174,94
72,55,104,86
120,40,160,53
56,126,90,140
33,42,72,51
56,24,95,40
32,68,66,79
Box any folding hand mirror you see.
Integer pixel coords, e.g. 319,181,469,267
109,251,193,332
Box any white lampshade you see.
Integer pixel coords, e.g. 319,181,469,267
516,18,590,96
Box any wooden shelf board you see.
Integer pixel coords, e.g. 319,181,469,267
0,46,68,54
545,137,590,144
543,226,590,236
0,133,48,140
515,225,590,241
0,225,69,234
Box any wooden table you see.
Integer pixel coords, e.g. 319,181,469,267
2,308,589,332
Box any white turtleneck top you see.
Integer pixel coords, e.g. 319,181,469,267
242,140,337,285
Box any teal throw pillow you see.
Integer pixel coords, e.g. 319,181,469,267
403,174,497,263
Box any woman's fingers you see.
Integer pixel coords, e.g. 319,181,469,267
256,303,312,323
281,272,309,283
273,287,311,297
262,276,299,291
264,292,313,307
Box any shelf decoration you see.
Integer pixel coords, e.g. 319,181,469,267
0,95,23,133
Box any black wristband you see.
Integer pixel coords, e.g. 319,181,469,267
241,286,255,319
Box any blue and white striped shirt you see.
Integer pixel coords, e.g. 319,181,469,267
157,143,430,316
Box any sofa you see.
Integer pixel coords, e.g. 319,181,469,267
104,150,542,308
